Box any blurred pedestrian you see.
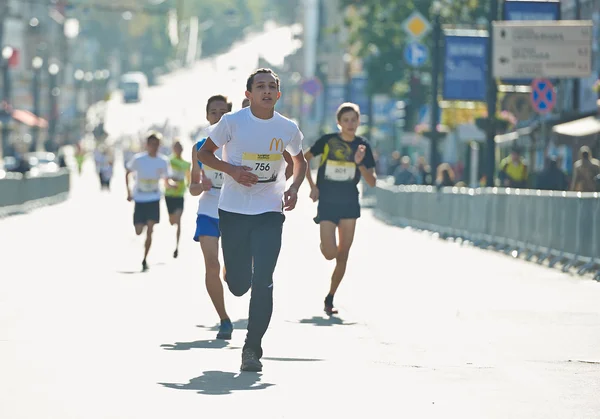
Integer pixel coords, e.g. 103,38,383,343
435,163,455,188
416,156,433,185
99,149,113,191
536,156,568,191
393,156,417,185
499,145,528,188
387,150,401,176
571,145,600,192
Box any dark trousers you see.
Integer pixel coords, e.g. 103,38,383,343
219,209,284,359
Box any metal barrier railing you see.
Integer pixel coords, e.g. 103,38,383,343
0,169,70,216
374,181,600,281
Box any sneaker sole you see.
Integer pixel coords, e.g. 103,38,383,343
216,333,232,340
240,363,262,372
324,308,338,316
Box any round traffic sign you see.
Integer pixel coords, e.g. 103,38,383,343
403,42,428,67
530,78,556,114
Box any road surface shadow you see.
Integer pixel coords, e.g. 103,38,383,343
161,340,240,351
296,316,357,327
159,371,274,395
116,262,168,275
197,318,248,331
263,357,324,362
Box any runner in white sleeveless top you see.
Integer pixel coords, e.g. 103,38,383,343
190,95,233,340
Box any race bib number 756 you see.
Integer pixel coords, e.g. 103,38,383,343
242,153,282,183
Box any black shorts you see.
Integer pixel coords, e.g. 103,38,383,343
316,200,360,225
133,200,160,225
165,196,184,214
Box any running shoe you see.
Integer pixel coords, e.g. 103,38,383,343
216,319,233,340
240,348,262,372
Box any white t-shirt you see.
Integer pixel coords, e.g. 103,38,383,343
196,139,223,219
126,152,171,203
208,107,303,215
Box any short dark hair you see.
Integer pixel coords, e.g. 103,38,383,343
336,102,360,121
147,131,162,143
246,68,280,92
206,95,231,113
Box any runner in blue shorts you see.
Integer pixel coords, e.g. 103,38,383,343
189,95,233,339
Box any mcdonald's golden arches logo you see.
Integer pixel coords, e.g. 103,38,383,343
269,138,283,152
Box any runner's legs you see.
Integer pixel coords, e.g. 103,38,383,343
199,236,229,320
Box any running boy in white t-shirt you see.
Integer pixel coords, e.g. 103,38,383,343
126,132,174,272
198,68,307,372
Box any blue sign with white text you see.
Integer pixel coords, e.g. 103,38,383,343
443,34,488,101
503,0,560,21
502,0,560,85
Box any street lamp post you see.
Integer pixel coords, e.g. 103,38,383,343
31,56,44,152
84,71,94,111
1,46,14,158
74,69,84,138
47,63,60,152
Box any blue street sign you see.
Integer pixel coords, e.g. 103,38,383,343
503,0,560,21
530,78,556,114
502,0,560,86
349,75,370,115
404,42,428,67
443,33,488,101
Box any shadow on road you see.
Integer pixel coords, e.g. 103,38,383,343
197,318,248,331
116,262,168,275
160,339,240,351
296,316,357,327
263,357,324,362
159,371,274,395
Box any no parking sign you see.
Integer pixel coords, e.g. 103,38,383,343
530,78,556,114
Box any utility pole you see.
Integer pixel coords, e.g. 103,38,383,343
428,13,441,174
485,0,499,187
0,0,6,54
572,0,581,114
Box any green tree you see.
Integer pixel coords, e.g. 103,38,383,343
340,0,486,128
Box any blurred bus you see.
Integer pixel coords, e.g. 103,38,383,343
120,72,148,103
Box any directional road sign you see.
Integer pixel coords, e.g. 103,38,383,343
492,21,593,78
404,42,428,67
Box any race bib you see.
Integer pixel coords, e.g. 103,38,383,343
203,166,224,189
138,179,159,193
325,160,356,181
242,153,282,183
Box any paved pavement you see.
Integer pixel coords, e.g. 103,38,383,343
1,157,600,419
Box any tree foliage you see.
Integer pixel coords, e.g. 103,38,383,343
341,0,486,94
